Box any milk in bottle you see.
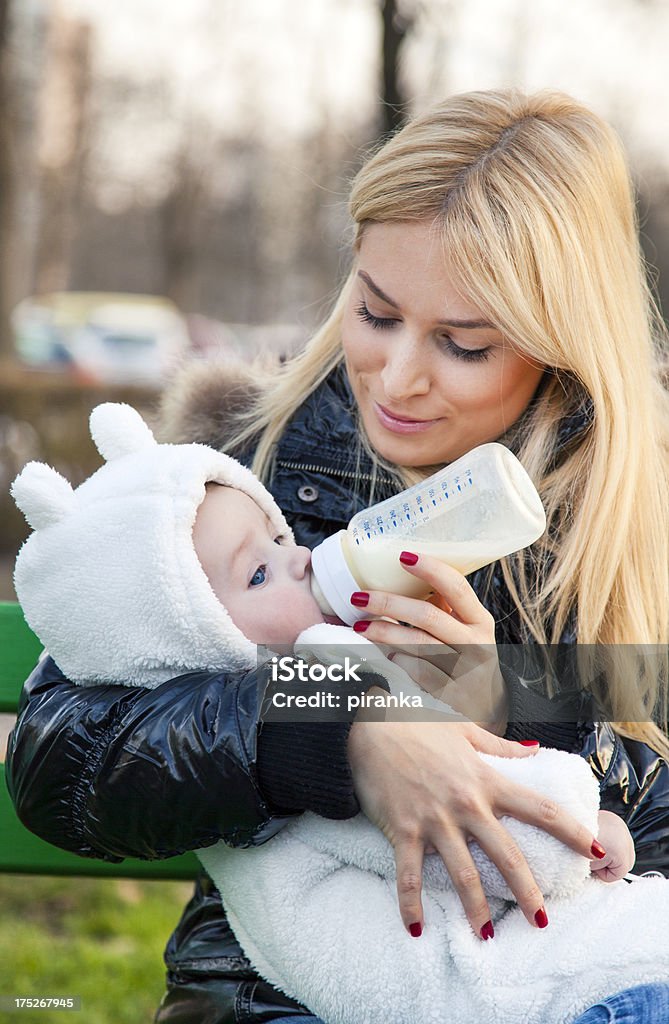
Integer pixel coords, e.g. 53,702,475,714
310,443,546,625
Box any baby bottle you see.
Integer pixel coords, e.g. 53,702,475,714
310,442,546,625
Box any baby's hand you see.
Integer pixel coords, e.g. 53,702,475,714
590,810,635,882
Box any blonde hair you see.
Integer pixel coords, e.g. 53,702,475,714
226,89,669,757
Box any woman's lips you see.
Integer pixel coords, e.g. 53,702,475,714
373,402,443,434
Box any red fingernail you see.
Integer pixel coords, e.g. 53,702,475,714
353,620,370,633
480,920,494,940
534,907,548,928
517,740,540,747
409,922,422,937
400,551,419,565
350,592,369,607
591,840,606,860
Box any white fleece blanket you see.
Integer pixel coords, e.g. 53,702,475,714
198,626,669,1024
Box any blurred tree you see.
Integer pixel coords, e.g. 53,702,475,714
380,0,413,135
0,0,13,359
32,6,91,295
638,183,669,328
157,135,211,313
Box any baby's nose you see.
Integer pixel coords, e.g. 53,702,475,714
290,545,312,578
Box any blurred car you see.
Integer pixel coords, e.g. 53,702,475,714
12,293,190,386
186,313,304,362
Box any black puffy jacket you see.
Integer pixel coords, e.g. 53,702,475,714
7,364,669,1023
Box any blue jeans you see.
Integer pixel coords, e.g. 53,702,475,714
572,984,669,1023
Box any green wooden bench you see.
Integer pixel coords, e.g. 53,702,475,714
0,600,199,879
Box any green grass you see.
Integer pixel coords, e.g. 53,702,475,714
0,875,193,1024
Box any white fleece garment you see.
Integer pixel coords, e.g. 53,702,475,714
198,625,669,1024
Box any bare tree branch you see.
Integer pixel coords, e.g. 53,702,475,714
0,0,14,359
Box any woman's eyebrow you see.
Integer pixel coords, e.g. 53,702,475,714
356,270,494,330
440,317,495,329
358,270,400,308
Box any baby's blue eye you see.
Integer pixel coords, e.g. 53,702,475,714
250,565,267,587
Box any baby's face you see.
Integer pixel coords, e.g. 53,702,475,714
192,485,324,644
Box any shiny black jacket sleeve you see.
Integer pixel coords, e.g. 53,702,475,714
500,647,669,875
581,722,669,875
5,656,364,861
9,650,669,875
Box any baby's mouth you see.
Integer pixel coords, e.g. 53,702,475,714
307,565,343,625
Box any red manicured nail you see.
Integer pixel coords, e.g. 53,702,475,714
517,740,540,747
534,907,549,929
399,551,419,565
480,920,494,940
590,840,606,860
409,922,422,937
353,620,370,633
350,592,370,607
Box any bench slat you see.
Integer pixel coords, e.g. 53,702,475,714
0,601,43,712
1,600,199,879
0,767,199,877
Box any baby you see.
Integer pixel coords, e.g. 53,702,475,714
11,403,669,1024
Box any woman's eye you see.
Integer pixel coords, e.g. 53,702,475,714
440,335,491,362
355,301,398,330
273,536,284,545
250,565,267,587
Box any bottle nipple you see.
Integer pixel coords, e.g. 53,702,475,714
309,569,335,618
310,531,369,625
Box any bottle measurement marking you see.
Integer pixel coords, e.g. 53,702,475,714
354,473,475,544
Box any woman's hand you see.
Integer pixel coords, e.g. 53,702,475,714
353,550,496,646
351,551,507,732
348,552,604,939
348,714,603,941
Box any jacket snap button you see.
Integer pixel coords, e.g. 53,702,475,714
297,484,319,503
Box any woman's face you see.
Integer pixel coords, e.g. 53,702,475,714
341,220,545,466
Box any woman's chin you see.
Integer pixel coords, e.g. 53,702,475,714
369,430,444,468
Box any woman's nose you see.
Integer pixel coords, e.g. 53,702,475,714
380,335,431,401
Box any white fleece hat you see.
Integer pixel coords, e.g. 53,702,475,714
11,402,294,686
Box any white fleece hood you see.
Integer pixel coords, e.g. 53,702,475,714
11,402,293,686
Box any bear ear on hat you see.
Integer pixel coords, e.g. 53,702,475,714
89,403,157,462
11,462,76,531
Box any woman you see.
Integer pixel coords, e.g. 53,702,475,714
8,89,669,1023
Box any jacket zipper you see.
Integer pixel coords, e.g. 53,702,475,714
277,458,395,486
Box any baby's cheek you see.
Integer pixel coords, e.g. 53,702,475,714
290,599,326,640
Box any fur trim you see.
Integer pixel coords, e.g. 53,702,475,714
157,357,272,451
